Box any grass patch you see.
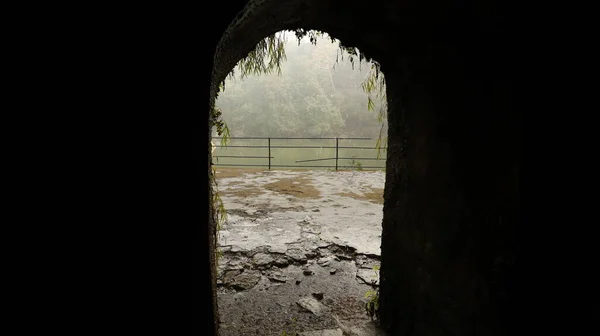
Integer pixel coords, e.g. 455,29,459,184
337,187,384,204
263,177,321,199
214,167,266,179
220,186,265,198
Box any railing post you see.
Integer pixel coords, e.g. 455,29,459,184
335,138,339,171
268,137,271,170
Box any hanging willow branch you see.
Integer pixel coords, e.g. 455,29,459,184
234,33,287,79
215,29,388,157
360,63,388,159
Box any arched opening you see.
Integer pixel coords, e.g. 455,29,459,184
212,30,388,335
204,1,518,336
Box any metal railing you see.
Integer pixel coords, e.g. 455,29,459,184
211,137,386,170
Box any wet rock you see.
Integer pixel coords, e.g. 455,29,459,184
329,268,337,274
247,246,270,257
296,280,301,285
302,232,320,240
355,255,367,267
268,246,287,254
296,296,331,316
348,323,387,336
355,255,380,269
255,208,268,215
318,250,333,259
312,209,320,212
299,329,343,336
305,250,318,259
273,256,290,267
297,215,313,224
233,292,245,301
317,241,331,248
229,245,245,253
302,226,321,234
222,269,242,284
225,257,248,270
317,256,338,267
252,253,273,267
356,269,379,286
266,269,288,283
231,269,261,290
301,264,315,275
312,292,324,300
329,244,357,260
285,248,307,262
219,245,232,252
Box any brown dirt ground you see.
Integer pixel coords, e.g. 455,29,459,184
214,167,266,179
263,177,321,199
220,186,265,198
214,167,324,179
215,168,383,203
337,188,384,204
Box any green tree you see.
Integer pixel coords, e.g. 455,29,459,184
213,29,387,148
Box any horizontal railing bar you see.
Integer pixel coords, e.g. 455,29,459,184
270,164,336,168
337,146,388,149
213,155,274,158
213,164,385,169
215,145,387,149
215,145,387,150
295,157,335,163
213,137,371,140
212,164,270,167
215,145,338,148
212,163,334,168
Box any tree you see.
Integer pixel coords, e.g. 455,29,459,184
213,29,388,154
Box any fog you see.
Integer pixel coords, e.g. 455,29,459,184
215,32,387,139
213,32,387,170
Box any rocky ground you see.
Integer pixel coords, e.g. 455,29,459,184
214,168,387,336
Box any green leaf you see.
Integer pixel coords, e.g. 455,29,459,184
367,97,375,111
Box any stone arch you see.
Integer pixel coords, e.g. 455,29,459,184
209,0,404,105
207,1,517,335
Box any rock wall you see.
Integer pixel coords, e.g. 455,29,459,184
379,19,518,335
201,1,517,335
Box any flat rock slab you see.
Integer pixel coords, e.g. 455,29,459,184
317,255,338,266
347,324,387,336
299,329,343,336
356,268,379,286
216,169,383,257
230,269,261,290
286,248,307,262
265,269,289,283
215,169,385,335
297,296,331,316
252,252,274,267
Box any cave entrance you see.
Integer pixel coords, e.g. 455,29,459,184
211,31,388,335
204,1,518,335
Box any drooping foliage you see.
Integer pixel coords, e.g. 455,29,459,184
211,29,387,154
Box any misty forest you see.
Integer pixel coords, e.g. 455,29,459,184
211,31,391,336
213,31,388,169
